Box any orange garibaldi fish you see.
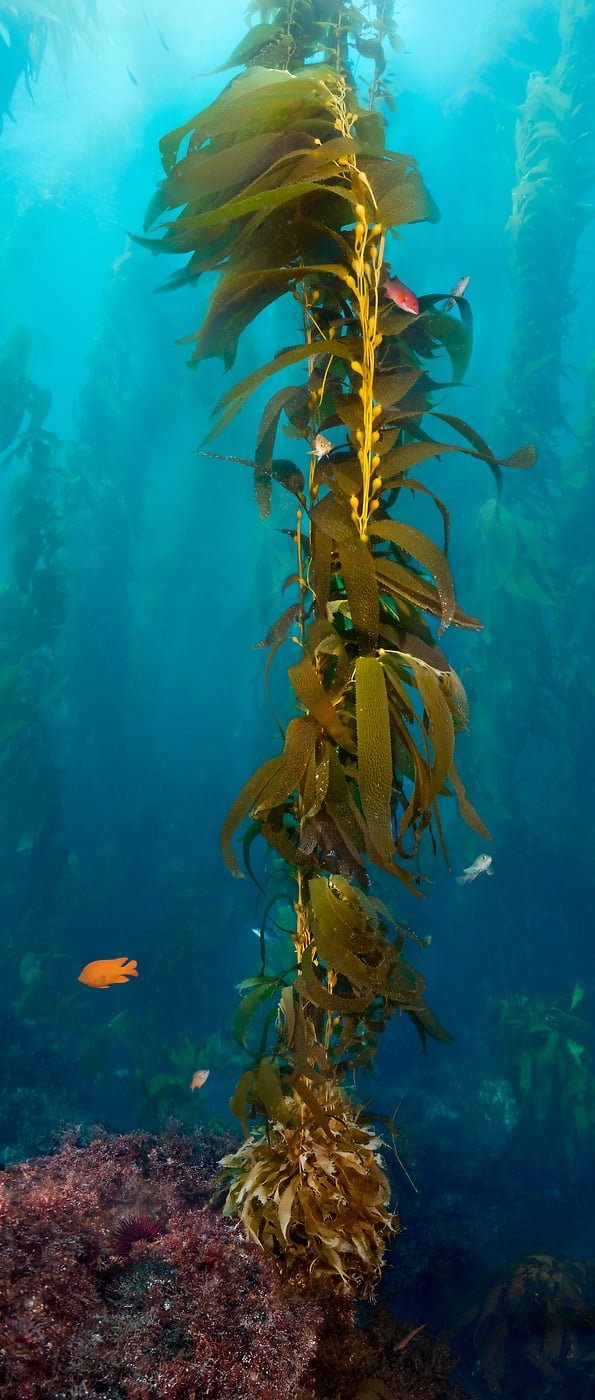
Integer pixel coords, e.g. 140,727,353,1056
78,957,138,988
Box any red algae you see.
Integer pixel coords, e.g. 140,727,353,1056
0,1130,322,1399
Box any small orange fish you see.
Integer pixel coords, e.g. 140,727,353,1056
78,957,138,989
190,1069,210,1092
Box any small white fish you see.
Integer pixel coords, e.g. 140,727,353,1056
456,852,493,886
444,275,470,311
252,925,281,945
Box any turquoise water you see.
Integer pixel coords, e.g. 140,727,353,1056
1,2,594,1393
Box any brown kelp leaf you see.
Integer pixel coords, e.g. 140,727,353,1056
272,136,369,186
384,478,450,554
438,667,469,732
215,20,285,71
213,336,362,417
310,875,375,955
277,1177,298,1241
384,651,455,800
221,755,287,876
321,456,361,501
312,495,379,650
265,459,306,508
298,944,376,1015
165,179,331,238
288,657,355,750
255,384,308,475
301,738,331,820
341,533,380,653
149,130,302,225
229,1069,256,1130
429,410,503,495
255,1058,289,1123
310,489,358,542
379,408,533,492
233,978,284,1049
375,555,482,630
191,269,309,370
331,389,364,440
374,368,423,407
505,444,537,469
359,154,440,226
254,604,301,649
370,519,455,633
383,679,432,817
325,749,367,856
397,631,450,671
253,716,320,817
305,618,351,698
155,66,335,176
407,1001,455,1048
309,880,389,988
254,470,272,519
278,985,296,1047
380,440,461,480
260,815,300,868
418,311,473,383
355,657,395,862
448,759,491,839
310,516,333,620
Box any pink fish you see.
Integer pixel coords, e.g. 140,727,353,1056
382,273,419,316
444,274,470,311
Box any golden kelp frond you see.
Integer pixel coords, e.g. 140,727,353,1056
299,876,450,1047
221,1081,399,1295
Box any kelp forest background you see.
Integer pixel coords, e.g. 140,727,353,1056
1,0,595,1390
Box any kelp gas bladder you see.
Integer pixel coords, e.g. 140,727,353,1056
141,0,534,1295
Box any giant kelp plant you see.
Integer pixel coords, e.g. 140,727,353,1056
501,0,595,485
463,0,594,846
141,0,533,1295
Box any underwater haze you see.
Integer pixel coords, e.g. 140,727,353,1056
1,0,594,1396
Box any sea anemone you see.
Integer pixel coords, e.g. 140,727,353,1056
113,1214,161,1260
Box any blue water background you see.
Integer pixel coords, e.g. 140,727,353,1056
1,0,593,1277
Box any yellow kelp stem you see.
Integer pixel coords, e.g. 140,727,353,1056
322,78,386,541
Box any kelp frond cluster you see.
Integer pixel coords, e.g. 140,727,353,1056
143,0,533,1294
222,1079,398,1294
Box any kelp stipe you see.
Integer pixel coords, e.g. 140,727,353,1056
142,1,534,1294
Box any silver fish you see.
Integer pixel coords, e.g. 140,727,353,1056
456,852,493,886
251,925,282,945
444,274,470,311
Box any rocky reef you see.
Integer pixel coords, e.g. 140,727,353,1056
0,1126,469,1399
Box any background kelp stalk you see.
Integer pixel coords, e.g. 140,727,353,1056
140,0,533,1295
